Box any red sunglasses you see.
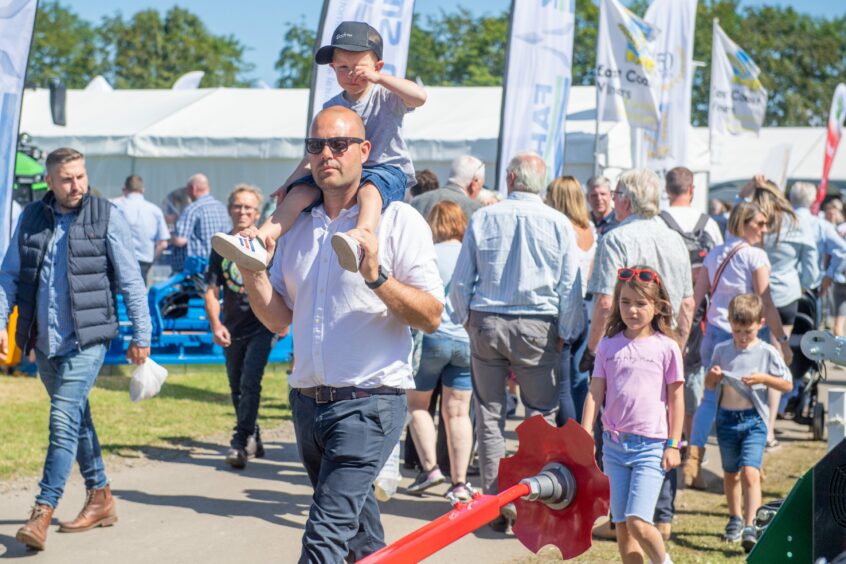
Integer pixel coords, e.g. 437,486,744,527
617,267,661,285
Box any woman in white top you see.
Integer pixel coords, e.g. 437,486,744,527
546,176,596,422
405,201,475,502
684,202,790,486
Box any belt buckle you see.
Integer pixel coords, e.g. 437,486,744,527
315,387,333,404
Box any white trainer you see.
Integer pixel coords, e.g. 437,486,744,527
331,232,364,273
211,232,269,272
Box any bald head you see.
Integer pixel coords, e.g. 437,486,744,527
187,173,210,200
311,106,366,139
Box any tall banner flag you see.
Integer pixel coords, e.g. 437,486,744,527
709,19,768,138
0,0,38,263
815,83,846,211
496,0,575,193
308,0,415,123
595,0,661,131
643,0,696,173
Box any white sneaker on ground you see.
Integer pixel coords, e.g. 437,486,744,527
331,232,364,272
211,233,268,272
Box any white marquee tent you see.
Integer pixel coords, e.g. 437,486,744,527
19,86,844,208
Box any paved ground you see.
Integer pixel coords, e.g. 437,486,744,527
1,365,843,563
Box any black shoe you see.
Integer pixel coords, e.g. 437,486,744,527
225,447,247,469
488,515,513,534
246,434,265,459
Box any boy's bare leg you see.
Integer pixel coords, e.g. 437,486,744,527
724,471,742,518
614,522,645,564
740,466,762,526
331,182,383,272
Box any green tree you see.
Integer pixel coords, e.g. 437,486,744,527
275,20,315,88
27,1,106,88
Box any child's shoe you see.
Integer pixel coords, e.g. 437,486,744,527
722,515,743,542
211,233,268,272
741,526,757,553
331,232,364,273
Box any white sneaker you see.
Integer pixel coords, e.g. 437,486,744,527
331,232,364,273
211,232,268,272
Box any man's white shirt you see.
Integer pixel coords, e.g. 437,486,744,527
269,202,444,390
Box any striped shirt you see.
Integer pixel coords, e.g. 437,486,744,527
175,194,231,262
448,191,584,341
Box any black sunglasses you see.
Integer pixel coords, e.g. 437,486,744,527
305,137,364,155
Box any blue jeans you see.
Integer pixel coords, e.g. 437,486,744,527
34,344,108,508
689,324,770,448
570,314,590,422
291,389,406,563
555,341,576,426
716,408,767,472
415,334,472,391
602,432,666,524
224,328,275,448
291,163,407,212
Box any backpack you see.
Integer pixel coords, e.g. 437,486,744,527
659,210,716,272
659,210,717,371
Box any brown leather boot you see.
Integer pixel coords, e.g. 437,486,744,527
58,485,118,532
682,445,705,488
16,504,54,550
656,521,672,540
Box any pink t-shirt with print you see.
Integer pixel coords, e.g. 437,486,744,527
594,332,684,440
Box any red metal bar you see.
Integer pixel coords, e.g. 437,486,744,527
361,482,531,564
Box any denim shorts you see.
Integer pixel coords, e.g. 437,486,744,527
290,163,407,211
716,408,767,473
602,432,666,524
414,334,472,391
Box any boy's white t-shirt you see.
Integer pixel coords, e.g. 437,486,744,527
324,84,415,187
704,238,771,332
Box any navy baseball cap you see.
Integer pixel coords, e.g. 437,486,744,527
314,21,383,65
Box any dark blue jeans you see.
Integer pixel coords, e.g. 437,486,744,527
224,328,275,448
555,341,576,426
34,344,108,508
291,389,406,563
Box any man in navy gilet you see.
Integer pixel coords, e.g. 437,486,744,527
0,148,151,551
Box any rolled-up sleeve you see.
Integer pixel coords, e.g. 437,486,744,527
0,217,23,327
587,234,623,298
107,206,152,346
448,222,478,325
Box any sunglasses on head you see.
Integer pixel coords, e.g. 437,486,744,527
617,267,661,285
304,137,364,155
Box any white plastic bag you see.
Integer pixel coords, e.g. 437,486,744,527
129,358,168,402
374,441,401,501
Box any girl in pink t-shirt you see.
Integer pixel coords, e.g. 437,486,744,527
581,266,684,564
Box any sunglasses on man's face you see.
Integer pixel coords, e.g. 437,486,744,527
617,267,661,285
304,137,364,155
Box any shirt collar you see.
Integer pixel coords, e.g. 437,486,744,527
507,191,542,203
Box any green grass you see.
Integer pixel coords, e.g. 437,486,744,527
0,363,291,481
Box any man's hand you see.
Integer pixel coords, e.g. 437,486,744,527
578,350,596,374
212,324,232,347
0,329,8,363
662,447,681,471
351,228,380,284
127,343,150,365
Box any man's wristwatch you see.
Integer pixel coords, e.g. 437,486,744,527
365,265,389,290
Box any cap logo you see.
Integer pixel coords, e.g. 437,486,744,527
335,33,353,40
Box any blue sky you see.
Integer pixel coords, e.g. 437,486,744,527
70,0,845,86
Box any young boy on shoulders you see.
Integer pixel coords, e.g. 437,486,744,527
705,293,792,553
213,21,426,273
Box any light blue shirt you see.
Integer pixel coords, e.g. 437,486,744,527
112,192,170,263
433,241,468,342
795,207,846,285
0,201,152,357
763,217,819,307
448,191,584,341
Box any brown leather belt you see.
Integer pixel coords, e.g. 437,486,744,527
297,385,406,404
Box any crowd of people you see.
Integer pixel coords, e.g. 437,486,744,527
1,19,842,564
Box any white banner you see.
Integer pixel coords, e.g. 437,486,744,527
708,19,768,137
596,0,661,131
0,0,38,263
308,0,415,121
643,0,696,172
497,0,575,193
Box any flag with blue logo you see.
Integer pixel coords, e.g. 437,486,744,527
0,0,37,264
496,0,575,193
596,0,661,131
709,19,768,136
